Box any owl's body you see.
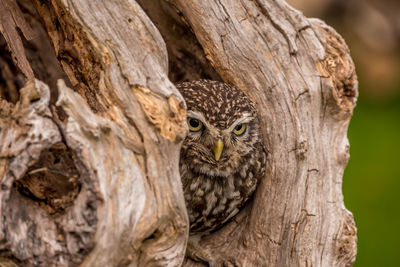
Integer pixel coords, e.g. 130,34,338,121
177,80,266,235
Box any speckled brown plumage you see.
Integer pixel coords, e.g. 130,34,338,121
176,80,266,234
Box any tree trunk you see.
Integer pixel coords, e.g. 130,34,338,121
0,0,357,266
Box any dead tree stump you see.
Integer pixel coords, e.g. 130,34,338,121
0,0,357,266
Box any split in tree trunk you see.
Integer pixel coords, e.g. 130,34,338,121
0,0,357,266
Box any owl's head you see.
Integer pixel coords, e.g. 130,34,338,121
177,80,261,177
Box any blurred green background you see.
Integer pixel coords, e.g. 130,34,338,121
345,84,400,267
287,0,400,266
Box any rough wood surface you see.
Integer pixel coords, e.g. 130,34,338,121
0,0,358,266
0,0,69,105
0,0,35,80
169,0,358,266
0,80,64,265
1,0,188,266
136,0,222,83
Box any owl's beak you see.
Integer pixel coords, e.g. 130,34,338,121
213,139,224,161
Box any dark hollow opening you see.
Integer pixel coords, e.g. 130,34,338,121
13,141,82,215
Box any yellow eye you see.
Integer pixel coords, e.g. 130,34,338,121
187,117,203,132
233,123,246,136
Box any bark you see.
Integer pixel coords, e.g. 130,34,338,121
0,0,357,266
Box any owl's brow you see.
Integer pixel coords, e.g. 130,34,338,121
187,110,254,133
225,113,255,132
187,110,207,122
186,110,218,132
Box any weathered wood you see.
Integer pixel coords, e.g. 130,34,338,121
0,0,68,105
1,0,188,266
136,0,222,83
0,80,64,265
169,0,357,266
0,0,358,266
0,0,35,80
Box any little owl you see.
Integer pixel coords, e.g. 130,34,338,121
177,80,266,263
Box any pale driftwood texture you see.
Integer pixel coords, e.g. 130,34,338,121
170,1,358,266
1,0,188,266
0,0,357,266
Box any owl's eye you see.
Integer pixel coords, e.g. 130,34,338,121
233,123,247,136
187,118,203,132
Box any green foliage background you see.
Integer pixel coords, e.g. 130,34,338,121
344,84,400,267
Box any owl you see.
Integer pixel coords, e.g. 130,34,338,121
176,80,266,236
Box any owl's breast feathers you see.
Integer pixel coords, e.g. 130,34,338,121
181,141,266,234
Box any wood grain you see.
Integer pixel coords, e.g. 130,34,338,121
0,0,357,266
169,0,358,266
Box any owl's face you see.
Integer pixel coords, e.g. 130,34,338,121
177,80,260,178
183,111,259,177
